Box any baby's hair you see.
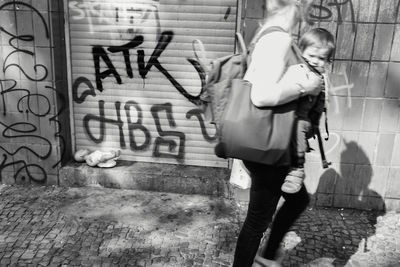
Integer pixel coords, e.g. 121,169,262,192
299,28,335,61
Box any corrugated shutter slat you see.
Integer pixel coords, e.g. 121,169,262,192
68,0,237,167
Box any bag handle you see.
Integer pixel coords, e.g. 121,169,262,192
193,33,247,67
192,39,209,73
235,32,247,56
235,32,248,77
192,33,248,83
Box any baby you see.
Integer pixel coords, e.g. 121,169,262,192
281,28,335,194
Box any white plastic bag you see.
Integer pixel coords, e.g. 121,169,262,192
229,159,252,189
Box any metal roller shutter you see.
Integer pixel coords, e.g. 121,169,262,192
66,0,239,167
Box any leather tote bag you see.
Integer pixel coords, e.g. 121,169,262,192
214,27,301,165
215,77,297,165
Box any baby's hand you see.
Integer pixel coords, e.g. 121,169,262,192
302,71,323,96
282,64,323,96
282,64,309,82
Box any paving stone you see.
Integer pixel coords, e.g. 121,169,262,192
0,185,399,266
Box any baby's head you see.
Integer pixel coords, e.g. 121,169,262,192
299,28,335,73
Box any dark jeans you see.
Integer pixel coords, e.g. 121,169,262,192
232,161,310,267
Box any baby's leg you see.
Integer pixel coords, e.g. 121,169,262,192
281,119,310,194
281,168,305,193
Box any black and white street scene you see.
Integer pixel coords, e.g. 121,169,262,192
0,0,400,266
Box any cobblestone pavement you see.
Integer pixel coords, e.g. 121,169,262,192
0,184,399,267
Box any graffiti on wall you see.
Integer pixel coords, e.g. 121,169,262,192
70,1,218,161
0,2,65,183
70,0,363,163
84,30,207,105
311,0,356,31
326,72,354,114
72,31,215,160
69,1,161,40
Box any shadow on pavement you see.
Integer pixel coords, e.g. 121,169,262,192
0,185,239,266
285,140,386,266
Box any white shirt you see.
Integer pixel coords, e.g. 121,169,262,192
244,31,294,107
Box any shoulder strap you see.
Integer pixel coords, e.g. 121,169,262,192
247,26,289,65
249,26,287,49
291,43,323,75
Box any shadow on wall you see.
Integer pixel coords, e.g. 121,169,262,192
386,63,400,98
290,141,386,266
314,140,386,212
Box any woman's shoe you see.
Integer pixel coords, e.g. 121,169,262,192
252,255,282,267
274,248,286,264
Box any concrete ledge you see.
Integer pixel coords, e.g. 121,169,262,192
59,161,232,198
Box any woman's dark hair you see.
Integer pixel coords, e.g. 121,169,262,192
299,28,336,61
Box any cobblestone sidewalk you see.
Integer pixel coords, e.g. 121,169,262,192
0,185,399,267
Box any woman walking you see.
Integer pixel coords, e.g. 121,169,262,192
232,0,322,266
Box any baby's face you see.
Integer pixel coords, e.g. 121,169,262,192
302,45,330,73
